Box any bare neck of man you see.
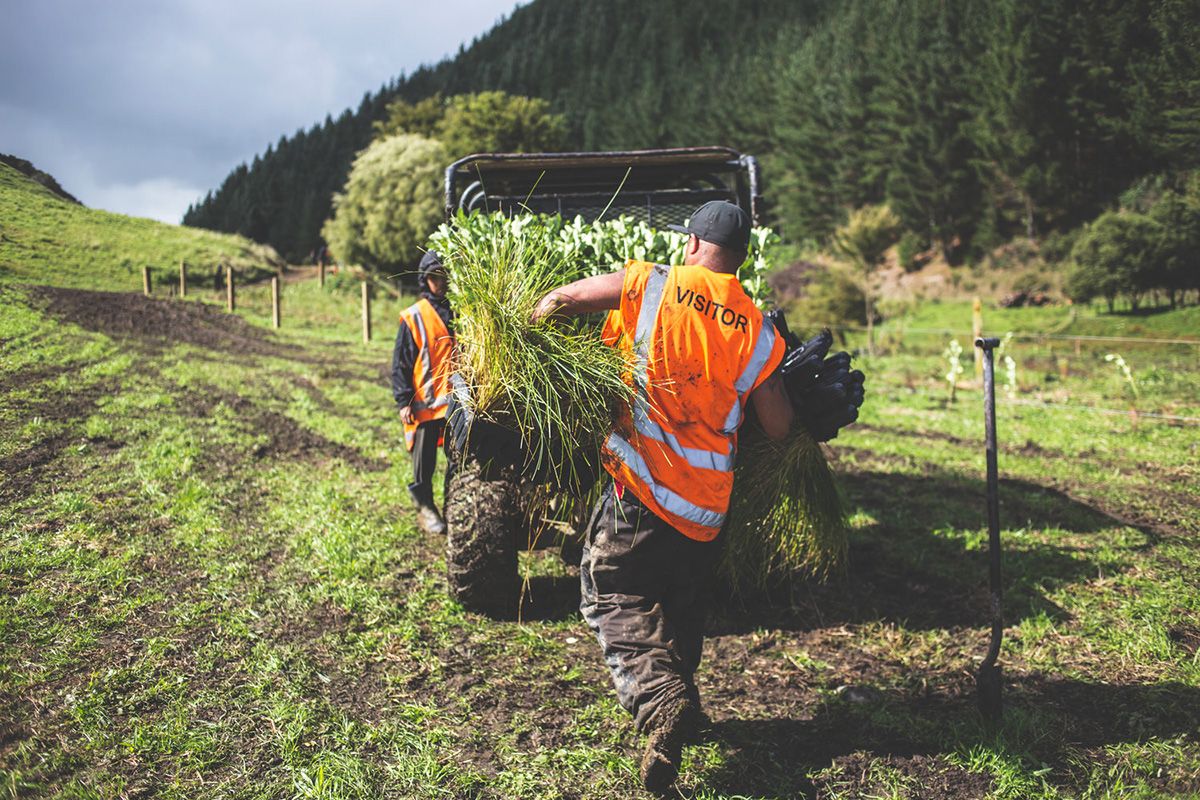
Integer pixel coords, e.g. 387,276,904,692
685,240,744,275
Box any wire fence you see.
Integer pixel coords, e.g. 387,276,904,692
829,324,1200,347
140,269,1198,424
999,397,1200,425
834,315,1200,425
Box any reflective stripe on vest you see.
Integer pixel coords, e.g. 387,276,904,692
631,400,734,472
722,319,778,434
408,308,441,410
624,265,736,473
605,432,727,530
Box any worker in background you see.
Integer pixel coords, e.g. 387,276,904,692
531,201,794,794
392,250,455,536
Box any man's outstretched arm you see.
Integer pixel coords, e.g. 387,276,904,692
531,269,625,322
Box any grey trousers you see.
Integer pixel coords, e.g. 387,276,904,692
408,419,444,505
579,483,720,733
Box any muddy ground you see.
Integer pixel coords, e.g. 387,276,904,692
4,286,1199,798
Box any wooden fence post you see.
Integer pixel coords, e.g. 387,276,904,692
179,260,187,298
361,281,371,343
271,276,281,329
318,261,326,287
973,297,984,377
142,266,151,296
226,264,235,312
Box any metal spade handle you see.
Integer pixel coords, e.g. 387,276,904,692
975,336,1003,721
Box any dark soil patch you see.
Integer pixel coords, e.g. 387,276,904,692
1169,624,1200,656
813,753,992,799
264,598,397,723
701,657,1200,797
178,386,388,472
286,374,338,414
26,285,387,380
1010,675,1200,752
0,378,117,505
29,285,303,360
0,361,89,396
422,626,614,775
0,431,74,495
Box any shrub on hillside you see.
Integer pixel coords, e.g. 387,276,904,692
1040,228,1080,264
896,231,926,273
791,264,869,340
1146,184,1200,307
832,204,901,352
1067,211,1161,311
1011,267,1054,296
322,134,446,273
1064,172,1200,310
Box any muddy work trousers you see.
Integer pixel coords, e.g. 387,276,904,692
580,483,721,733
408,419,444,506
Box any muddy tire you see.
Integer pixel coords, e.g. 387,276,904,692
444,455,521,617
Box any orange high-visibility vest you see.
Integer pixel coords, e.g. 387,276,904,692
600,260,786,542
399,297,455,451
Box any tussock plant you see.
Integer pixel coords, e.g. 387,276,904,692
432,212,634,484
723,424,848,591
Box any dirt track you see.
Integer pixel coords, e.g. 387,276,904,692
4,287,389,505
30,285,303,358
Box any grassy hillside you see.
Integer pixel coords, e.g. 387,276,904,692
0,163,282,291
1,201,1198,797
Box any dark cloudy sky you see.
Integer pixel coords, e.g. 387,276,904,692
1,1,523,223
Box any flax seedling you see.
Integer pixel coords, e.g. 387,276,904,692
433,212,634,483
943,338,964,402
740,227,779,304
996,332,1017,399
1105,353,1139,399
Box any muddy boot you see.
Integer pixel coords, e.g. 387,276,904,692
409,483,448,536
640,699,697,795
418,505,447,536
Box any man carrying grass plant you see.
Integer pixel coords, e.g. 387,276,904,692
392,250,455,536
531,201,794,794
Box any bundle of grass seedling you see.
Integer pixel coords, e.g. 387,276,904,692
431,212,634,485
723,423,848,592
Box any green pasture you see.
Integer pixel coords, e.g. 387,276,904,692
2,273,1196,798
0,163,280,291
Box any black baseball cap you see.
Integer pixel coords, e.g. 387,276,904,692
667,200,751,253
418,250,445,280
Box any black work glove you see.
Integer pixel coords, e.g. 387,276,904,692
780,329,835,397
770,316,866,442
765,308,802,351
